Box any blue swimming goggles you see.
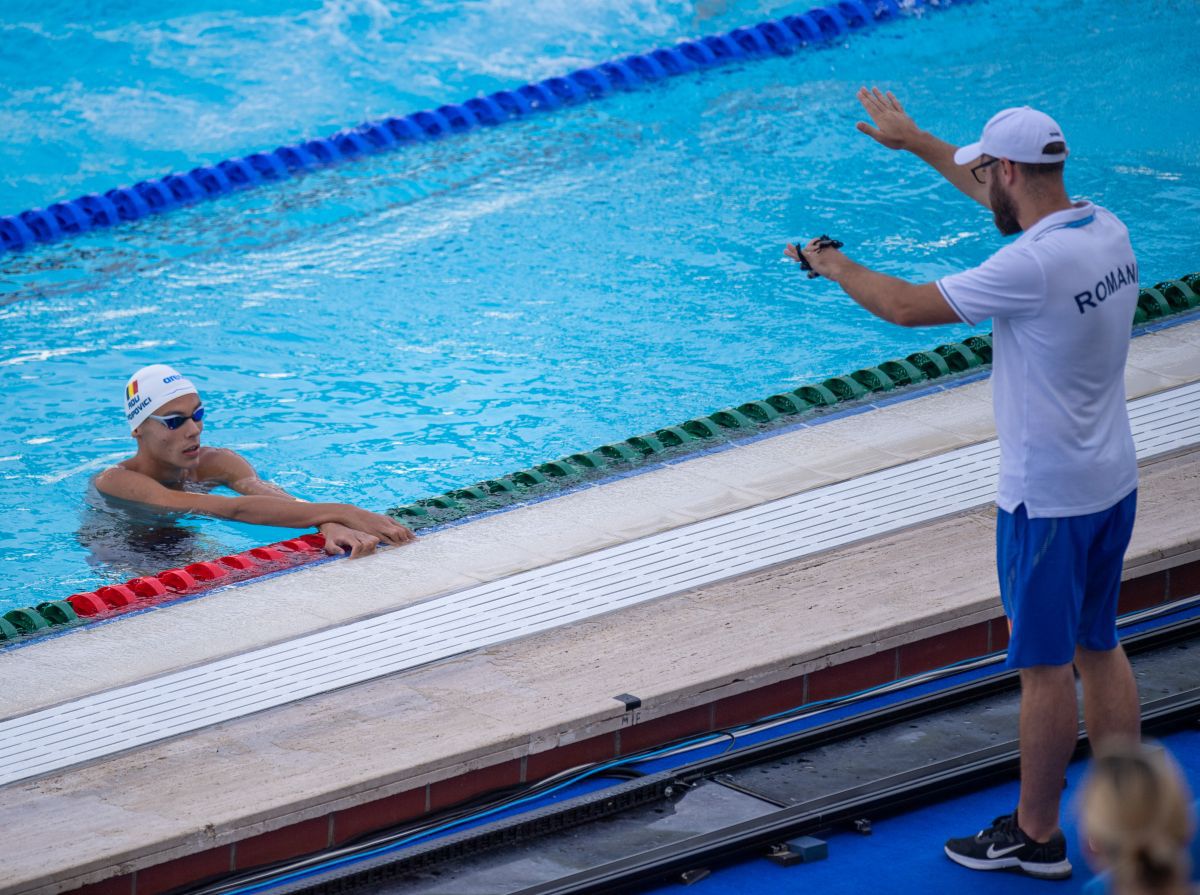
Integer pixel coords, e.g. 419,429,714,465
148,406,205,430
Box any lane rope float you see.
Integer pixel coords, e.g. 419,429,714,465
0,0,970,255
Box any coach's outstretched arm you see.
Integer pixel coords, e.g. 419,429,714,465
783,240,958,328
855,87,991,209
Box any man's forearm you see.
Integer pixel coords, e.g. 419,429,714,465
826,258,916,325
905,130,990,208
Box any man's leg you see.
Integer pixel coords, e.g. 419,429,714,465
944,504,1075,879
1016,646,1140,840
1075,644,1140,750
945,659,1075,880
1015,662,1078,841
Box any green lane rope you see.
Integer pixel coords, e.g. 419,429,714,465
384,272,1200,528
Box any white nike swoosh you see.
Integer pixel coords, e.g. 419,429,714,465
986,843,1024,859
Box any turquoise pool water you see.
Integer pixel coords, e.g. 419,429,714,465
1,0,1198,611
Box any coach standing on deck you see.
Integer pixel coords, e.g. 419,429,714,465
786,89,1141,880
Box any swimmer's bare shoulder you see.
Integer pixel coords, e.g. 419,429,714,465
96,449,281,519
95,447,278,516
193,447,261,489
96,446,231,497
94,459,218,513
194,447,297,498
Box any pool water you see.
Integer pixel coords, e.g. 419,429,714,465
1,0,1198,610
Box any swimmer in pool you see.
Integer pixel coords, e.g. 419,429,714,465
92,364,414,558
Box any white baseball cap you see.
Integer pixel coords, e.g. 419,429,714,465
953,106,1069,166
123,364,199,431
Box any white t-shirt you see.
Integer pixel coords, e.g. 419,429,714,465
937,202,1138,518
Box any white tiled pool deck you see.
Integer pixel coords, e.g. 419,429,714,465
2,315,1199,895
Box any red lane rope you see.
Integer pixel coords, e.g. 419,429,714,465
63,533,327,621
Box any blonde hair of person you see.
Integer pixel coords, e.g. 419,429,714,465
1081,739,1197,895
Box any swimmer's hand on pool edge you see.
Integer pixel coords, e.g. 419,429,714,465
222,453,415,556
319,518,414,559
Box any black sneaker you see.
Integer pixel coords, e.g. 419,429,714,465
944,812,1072,879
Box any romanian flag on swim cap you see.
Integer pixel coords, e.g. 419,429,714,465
125,380,139,401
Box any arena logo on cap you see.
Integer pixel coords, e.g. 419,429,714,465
161,374,183,384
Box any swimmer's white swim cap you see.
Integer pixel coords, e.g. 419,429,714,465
124,364,199,431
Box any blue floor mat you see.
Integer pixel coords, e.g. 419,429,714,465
656,728,1200,895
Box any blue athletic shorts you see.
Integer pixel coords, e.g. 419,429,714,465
997,489,1137,669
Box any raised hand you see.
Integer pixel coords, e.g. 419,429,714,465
855,86,921,151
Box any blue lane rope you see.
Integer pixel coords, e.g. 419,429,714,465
0,0,974,255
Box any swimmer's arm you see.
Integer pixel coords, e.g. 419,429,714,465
94,467,412,544
200,452,412,556
196,449,415,550
855,87,991,209
789,241,960,327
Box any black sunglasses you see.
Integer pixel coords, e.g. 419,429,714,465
147,406,206,430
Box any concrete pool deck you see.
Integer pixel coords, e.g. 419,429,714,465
2,315,1200,895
